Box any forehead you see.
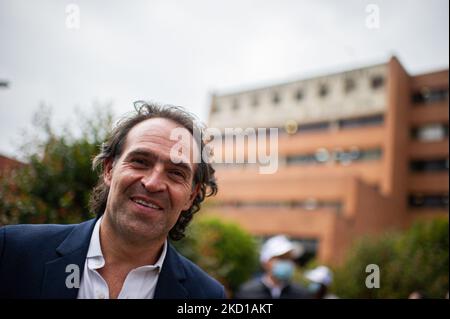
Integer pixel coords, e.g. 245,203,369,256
122,117,197,163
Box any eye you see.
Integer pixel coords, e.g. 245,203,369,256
131,158,148,167
169,169,187,180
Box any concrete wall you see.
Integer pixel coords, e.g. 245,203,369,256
210,64,387,130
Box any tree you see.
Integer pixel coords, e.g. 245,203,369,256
172,216,259,294
0,104,114,225
332,218,449,298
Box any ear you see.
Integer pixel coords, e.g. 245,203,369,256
103,159,114,187
261,260,272,273
182,183,200,211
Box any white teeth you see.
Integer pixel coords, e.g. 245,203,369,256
133,199,161,209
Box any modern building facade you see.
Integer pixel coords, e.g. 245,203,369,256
206,57,449,264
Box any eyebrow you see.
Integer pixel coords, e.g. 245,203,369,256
125,148,194,176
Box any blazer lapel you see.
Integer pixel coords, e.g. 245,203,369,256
41,218,97,299
154,244,188,299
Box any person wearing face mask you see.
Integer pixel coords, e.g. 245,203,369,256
304,266,339,299
234,235,310,299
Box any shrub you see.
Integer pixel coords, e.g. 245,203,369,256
0,105,113,225
173,216,259,293
332,218,449,298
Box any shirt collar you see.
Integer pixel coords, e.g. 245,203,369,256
261,274,287,290
86,216,168,271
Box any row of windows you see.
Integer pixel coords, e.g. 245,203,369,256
337,114,384,129
210,114,385,144
412,88,449,104
216,156,446,170
214,75,385,113
216,194,448,210
409,194,449,209
281,114,384,135
286,148,382,166
217,200,342,211
299,121,330,132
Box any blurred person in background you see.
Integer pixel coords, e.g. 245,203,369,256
235,235,310,299
305,265,338,299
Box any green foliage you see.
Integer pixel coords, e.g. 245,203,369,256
332,218,449,298
0,104,114,225
173,216,259,293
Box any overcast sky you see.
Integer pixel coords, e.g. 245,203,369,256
0,0,448,158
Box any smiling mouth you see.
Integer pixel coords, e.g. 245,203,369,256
131,198,163,210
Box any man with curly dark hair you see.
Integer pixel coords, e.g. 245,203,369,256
0,102,225,299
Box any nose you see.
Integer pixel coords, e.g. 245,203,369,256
141,163,167,193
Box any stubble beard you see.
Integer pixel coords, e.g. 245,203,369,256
106,196,171,246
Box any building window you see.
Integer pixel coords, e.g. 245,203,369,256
358,148,382,161
297,121,330,133
338,114,384,129
319,84,328,97
409,194,449,209
295,89,304,101
411,124,449,141
211,104,219,114
286,148,382,166
273,92,281,105
412,87,449,104
314,148,330,163
286,154,317,165
371,75,384,89
344,78,356,93
232,99,239,111
333,147,360,165
333,148,381,164
221,200,341,210
410,159,449,172
251,95,259,107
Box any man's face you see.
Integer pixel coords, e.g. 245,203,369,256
103,117,199,244
266,254,296,283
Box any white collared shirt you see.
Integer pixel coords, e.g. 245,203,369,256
77,216,167,299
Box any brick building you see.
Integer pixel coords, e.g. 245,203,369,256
206,57,448,264
0,154,23,174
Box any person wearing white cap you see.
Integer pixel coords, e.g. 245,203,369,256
234,235,310,299
304,266,338,299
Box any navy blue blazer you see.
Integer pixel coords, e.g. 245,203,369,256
0,218,226,299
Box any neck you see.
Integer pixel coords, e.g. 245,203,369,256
99,215,165,268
